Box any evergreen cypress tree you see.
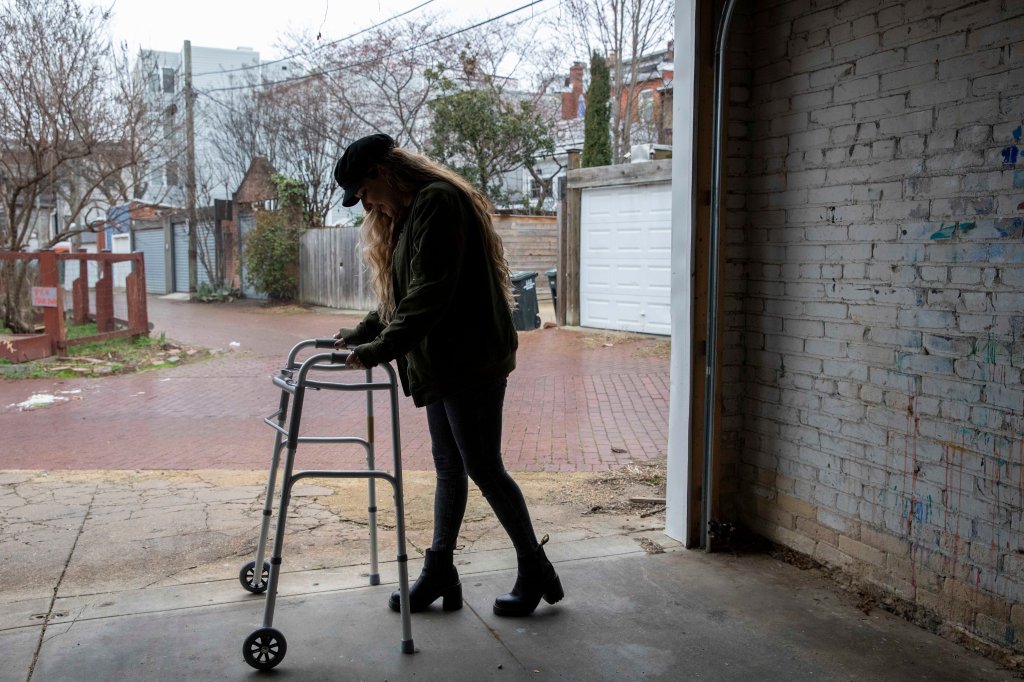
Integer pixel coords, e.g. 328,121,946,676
582,51,612,168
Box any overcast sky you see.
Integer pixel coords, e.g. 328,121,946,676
105,0,554,61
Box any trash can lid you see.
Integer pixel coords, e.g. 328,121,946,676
545,268,557,276
511,271,539,282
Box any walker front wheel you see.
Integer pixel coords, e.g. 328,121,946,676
243,627,287,670
239,560,270,594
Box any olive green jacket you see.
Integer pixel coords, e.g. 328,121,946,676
338,181,518,407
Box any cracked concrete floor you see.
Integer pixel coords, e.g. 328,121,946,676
0,467,667,605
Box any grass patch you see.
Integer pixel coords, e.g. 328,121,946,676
66,322,98,340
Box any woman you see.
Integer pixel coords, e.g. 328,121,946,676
332,133,563,617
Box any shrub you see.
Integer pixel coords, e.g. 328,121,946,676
194,282,236,303
244,211,301,301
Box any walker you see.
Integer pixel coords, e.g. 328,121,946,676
239,338,414,670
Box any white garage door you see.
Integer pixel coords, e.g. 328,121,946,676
110,234,132,288
580,183,671,335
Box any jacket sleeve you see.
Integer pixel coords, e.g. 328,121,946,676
353,186,465,367
338,310,384,345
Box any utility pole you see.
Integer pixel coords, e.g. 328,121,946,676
183,40,198,293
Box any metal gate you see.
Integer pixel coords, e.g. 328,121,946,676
133,228,168,294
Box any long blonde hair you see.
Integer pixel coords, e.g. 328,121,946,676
360,147,515,322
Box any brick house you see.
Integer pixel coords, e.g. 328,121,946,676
609,41,675,149
560,44,675,156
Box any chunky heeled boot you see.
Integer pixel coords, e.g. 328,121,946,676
389,548,462,613
493,537,564,617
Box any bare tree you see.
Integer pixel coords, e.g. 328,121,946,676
0,0,158,332
202,74,276,196
204,72,354,228
309,17,455,151
560,0,674,162
266,76,354,226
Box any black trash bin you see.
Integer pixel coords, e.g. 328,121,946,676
510,271,541,331
545,268,558,312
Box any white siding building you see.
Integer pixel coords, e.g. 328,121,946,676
137,45,299,207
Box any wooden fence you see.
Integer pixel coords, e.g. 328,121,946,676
493,214,558,301
298,227,374,311
298,215,558,312
0,250,148,361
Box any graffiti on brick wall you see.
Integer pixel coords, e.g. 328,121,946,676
884,360,1024,593
929,221,976,240
1001,125,1021,167
928,123,1024,240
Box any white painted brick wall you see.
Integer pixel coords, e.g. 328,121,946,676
725,0,1024,655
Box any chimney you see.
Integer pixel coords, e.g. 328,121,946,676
561,61,586,120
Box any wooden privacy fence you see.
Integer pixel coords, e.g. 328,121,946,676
493,214,558,301
0,250,148,361
299,227,375,311
298,215,558,312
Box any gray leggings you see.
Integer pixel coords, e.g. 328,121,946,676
425,378,539,557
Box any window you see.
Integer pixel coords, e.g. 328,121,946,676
528,177,549,200
638,89,654,123
162,68,175,94
165,160,179,187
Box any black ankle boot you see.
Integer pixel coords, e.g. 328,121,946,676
493,538,563,617
389,548,462,613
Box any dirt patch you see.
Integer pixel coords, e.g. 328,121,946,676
563,328,671,359
0,335,210,379
559,460,667,518
244,302,315,315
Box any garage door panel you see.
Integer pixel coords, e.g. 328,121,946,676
133,228,167,294
580,183,670,335
173,223,189,293
173,223,217,292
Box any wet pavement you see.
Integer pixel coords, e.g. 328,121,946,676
1,296,670,472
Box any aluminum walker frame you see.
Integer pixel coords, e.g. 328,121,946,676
239,338,414,670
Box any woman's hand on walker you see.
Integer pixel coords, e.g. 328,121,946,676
345,350,365,369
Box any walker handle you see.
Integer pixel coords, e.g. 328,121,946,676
314,338,338,349
331,351,351,365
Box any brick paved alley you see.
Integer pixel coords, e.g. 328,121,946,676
1,296,670,472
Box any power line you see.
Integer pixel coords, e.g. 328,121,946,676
197,0,550,95
189,0,437,78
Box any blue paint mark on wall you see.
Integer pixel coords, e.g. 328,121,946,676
1001,125,1022,167
930,221,977,240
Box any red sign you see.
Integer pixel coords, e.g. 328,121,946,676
31,286,58,308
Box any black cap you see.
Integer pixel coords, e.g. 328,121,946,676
334,133,397,207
